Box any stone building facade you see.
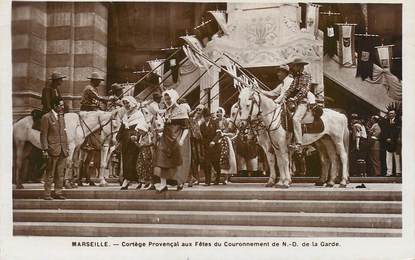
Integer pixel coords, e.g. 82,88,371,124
12,2,108,118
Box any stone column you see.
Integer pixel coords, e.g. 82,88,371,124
12,2,47,118
12,2,108,117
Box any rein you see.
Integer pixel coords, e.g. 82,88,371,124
77,111,118,147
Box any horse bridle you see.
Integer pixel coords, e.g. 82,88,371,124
77,110,119,147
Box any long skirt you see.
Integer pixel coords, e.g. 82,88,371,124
219,137,237,175
120,127,139,182
154,125,191,185
136,146,153,183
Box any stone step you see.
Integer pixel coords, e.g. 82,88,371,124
13,199,402,214
229,176,402,184
14,209,402,229
13,222,402,237
13,188,402,201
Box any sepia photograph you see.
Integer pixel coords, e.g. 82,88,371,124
1,0,414,259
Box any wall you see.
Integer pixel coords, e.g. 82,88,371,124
12,2,108,118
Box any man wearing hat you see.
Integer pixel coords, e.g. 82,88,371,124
42,72,66,113
259,64,292,104
106,83,124,110
283,58,313,151
80,72,116,111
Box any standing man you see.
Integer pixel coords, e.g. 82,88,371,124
381,109,402,176
40,98,69,200
283,58,312,151
200,108,220,186
42,72,66,113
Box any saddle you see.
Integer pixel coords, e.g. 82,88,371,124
31,109,43,131
281,102,324,134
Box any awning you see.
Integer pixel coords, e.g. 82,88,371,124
323,55,395,112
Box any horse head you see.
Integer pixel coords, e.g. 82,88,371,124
238,88,261,127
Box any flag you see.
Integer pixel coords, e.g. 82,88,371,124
355,36,376,80
306,4,320,38
375,45,394,70
337,23,357,66
147,59,165,88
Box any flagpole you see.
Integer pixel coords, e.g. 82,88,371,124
178,57,222,100
108,47,182,107
186,44,254,89
223,52,271,91
141,56,190,101
192,73,226,109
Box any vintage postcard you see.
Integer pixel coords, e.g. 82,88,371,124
0,0,414,259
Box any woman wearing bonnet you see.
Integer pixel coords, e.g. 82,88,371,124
117,96,147,190
153,89,191,192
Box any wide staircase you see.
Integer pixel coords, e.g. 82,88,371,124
13,183,402,237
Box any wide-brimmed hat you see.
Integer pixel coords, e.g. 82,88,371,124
276,65,290,72
49,72,66,80
87,72,104,81
288,58,309,66
111,83,123,91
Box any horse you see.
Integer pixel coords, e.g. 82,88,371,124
237,88,349,188
13,109,122,189
101,103,165,184
230,102,341,187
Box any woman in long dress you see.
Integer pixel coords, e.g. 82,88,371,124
117,96,145,190
213,107,237,184
153,89,191,192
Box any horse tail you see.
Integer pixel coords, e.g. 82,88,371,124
342,115,350,171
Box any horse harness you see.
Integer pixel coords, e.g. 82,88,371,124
77,111,118,148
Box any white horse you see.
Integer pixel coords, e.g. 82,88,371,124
237,88,349,188
13,109,122,188
230,102,342,187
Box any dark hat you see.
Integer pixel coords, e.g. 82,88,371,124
87,72,104,81
288,58,309,66
111,83,123,91
49,72,66,80
153,92,162,99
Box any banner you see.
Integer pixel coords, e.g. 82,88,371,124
375,44,394,69
306,4,320,38
355,36,376,80
337,23,357,66
208,10,229,35
147,59,165,88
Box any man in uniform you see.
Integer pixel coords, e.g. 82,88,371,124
381,109,401,176
42,72,66,113
282,58,313,151
40,98,68,200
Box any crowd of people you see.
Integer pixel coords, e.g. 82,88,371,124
36,62,402,200
350,110,402,177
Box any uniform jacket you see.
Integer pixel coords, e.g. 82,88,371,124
40,110,69,157
41,86,62,113
381,117,401,152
